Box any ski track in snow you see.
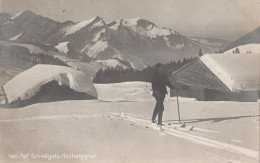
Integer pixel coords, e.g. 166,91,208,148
193,127,220,133
107,112,259,161
0,114,104,122
1,112,258,160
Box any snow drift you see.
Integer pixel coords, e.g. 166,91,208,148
3,64,98,106
200,53,260,92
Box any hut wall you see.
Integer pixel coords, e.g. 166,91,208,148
171,87,259,102
170,86,205,100
204,89,259,102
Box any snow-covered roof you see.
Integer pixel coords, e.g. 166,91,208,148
200,53,260,92
3,64,98,104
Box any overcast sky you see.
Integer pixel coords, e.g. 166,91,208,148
1,0,260,40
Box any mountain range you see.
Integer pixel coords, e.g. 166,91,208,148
0,11,232,69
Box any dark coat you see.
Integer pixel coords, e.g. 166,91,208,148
151,72,174,96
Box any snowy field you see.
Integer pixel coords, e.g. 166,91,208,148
0,82,259,163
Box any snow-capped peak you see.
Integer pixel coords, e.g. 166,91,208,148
108,18,155,30
91,18,106,28
147,26,178,38
110,18,177,38
64,16,102,36
121,18,142,26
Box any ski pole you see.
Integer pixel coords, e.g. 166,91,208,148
1,87,8,105
176,90,181,124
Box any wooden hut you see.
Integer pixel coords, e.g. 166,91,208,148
169,53,260,102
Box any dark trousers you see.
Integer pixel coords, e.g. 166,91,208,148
152,93,166,125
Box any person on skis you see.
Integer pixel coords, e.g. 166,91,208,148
151,63,176,126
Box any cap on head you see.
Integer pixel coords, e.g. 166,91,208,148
155,63,163,72
155,63,163,69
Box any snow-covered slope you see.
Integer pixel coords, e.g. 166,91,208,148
8,33,22,41
224,44,260,54
0,40,132,80
188,37,228,50
63,17,98,36
94,82,153,101
0,41,65,56
94,81,182,102
94,59,129,69
0,40,45,54
55,42,69,53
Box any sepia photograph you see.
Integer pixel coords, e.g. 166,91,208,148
0,0,259,162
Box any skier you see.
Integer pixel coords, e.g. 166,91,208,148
151,63,176,126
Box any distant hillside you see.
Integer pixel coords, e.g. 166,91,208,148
224,43,260,54
222,27,260,52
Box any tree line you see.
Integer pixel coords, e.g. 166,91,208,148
93,57,197,83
